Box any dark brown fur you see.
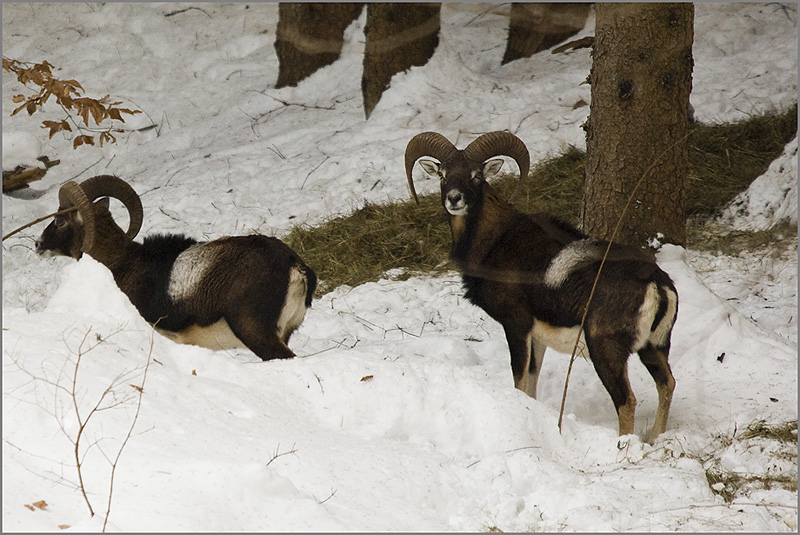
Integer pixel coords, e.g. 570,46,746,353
443,171,677,440
37,200,316,361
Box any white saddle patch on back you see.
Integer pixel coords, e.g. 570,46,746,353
168,243,216,302
544,239,603,289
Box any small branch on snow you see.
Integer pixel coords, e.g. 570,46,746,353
301,156,330,190
165,7,211,18
261,93,336,112
315,489,337,505
265,443,298,467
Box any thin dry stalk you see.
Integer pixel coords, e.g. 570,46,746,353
557,134,689,434
68,328,131,516
265,442,298,467
2,206,77,241
101,325,154,532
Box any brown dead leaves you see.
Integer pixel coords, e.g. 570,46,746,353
24,500,48,511
3,57,141,149
23,500,70,529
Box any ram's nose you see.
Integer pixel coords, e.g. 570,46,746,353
445,191,467,215
34,239,48,257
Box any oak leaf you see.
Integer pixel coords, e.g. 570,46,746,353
73,135,94,149
41,120,71,139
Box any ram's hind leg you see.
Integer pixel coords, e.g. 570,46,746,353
227,304,295,361
637,343,675,442
586,334,637,436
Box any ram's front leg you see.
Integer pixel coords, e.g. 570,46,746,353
525,339,546,399
504,326,533,393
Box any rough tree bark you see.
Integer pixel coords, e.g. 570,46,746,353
502,3,592,64
274,3,364,88
362,3,440,119
582,3,694,247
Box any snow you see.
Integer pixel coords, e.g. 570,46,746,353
718,137,799,231
2,3,797,532
2,130,44,171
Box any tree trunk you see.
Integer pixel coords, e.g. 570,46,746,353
362,3,440,119
502,3,592,64
582,3,693,247
274,3,364,88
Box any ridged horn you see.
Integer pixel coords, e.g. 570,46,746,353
404,132,459,205
463,131,530,182
56,175,143,254
78,175,143,240
58,181,97,252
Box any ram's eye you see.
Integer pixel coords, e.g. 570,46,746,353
54,218,66,228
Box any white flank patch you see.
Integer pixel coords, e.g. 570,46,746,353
530,319,589,360
277,265,309,340
544,239,602,289
167,243,214,302
633,282,677,351
633,282,661,351
650,286,678,348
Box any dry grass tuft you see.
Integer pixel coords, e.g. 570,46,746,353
285,107,797,294
685,104,798,218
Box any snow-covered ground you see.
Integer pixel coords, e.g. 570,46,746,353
2,3,797,532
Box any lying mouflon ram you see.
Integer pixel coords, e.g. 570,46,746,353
404,131,678,441
36,174,316,361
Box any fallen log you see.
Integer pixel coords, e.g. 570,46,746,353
2,156,60,192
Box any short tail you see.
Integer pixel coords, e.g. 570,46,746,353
301,264,318,308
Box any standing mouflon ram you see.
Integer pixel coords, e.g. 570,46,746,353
404,131,678,441
36,174,316,361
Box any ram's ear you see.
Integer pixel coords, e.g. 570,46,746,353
483,158,504,179
418,159,441,177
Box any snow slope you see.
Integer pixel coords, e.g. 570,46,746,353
3,3,797,532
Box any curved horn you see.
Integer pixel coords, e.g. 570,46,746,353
78,175,143,240
58,181,97,252
463,131,530,182
404,132,459,205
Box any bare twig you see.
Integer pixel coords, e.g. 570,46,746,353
2,206,77,242
67,156,104,182
301,156,330,190
164,6,211,18
70,328,100,517
102,324,154,532
315,488,337,505
261,93,336,112
265,443,298,467
7,323,150,528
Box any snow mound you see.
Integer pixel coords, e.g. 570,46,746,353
2,130,45,171
717,136,798,230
